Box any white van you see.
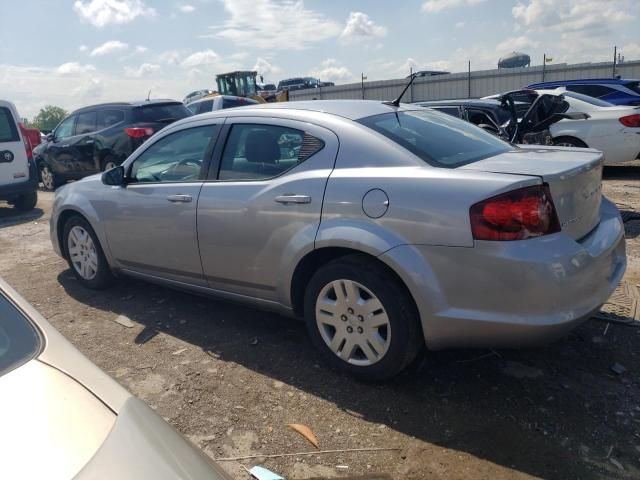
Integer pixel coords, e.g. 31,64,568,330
0,101,37,211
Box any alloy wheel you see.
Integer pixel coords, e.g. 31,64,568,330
41,165,54,190
103,161,117,171
315,279,391,366
67,226,99,280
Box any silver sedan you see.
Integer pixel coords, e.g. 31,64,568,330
50,100,626,381
0,278,232,479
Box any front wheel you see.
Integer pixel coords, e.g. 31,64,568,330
12,191,37,211
304,255,423,381
63,215,114,289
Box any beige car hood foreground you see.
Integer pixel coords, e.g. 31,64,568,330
0,360,115,479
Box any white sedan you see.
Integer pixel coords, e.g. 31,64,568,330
536,89,640,164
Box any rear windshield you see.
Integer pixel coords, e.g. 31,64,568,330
0,293,41,378
133,103,192,123
263,84,276,90
562,91,614,107
222,98,257,109
625,81,640,95
358,110,512,168
0,107,19,143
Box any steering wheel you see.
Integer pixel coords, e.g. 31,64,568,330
161,157,202,178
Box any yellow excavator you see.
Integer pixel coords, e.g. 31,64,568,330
214,71,288,103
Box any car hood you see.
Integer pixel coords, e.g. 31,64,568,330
0,359,116,479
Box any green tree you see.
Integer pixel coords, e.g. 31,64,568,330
32,105,68,131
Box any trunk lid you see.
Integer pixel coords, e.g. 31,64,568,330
461,146,603,240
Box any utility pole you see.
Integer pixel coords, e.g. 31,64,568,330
612,46,617,78
467,61,471,98
542,53,546,82
361,73,367,100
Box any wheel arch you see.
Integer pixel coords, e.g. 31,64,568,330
56,206,110,265
551,135,589,148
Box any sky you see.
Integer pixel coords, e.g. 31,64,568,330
1,0,639,119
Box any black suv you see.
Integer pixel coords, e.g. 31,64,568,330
34,100,192,190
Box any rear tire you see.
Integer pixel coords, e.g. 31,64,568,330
553,136,588,148
39,163,60,191
12,191,37,211
63,215,114,289
303,254,423,382
101,155,118,172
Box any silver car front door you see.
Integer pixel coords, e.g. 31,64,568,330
197,117,338,302
102,124,220,286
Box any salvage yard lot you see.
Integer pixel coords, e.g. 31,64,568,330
1,167,640,480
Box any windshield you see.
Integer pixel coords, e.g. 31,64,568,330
358,110,513,168
133,103,192,123
0,293,41,378
562,91,614,107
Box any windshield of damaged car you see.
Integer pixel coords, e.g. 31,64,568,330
0,294,41,378
358,110,512,168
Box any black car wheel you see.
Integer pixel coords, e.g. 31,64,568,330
304,254,423,381
12,191,38,212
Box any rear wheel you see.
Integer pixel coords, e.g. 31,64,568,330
553,136,588,148
12,191,37,211
63,215,114,289
40,163,60,191
304,255,422,381
101,156,118,172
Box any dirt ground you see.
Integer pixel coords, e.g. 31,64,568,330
1,166,639,480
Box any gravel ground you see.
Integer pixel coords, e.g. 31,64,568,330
1,166,640,480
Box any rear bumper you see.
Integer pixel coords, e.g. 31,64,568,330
0,159,37,200
380,197,626,350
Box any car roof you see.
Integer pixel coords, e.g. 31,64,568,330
528,78,639,87
190,95,258,104
73,99,182,113
174,100,423,124
417,99,502,108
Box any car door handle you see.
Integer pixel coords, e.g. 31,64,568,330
85,139,94,144
167,194,193,203
275,194,311,204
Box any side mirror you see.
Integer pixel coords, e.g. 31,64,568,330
45,133,54,142
102,165,125,186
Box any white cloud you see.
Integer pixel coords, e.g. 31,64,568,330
56,62,97,75
455,21,465,28
340,12,387,43
309,59,353,83
90,40,128,56
135,45,148,53
422,0,486,13
72,77,104,100
125,63,161,78
79,45,88,52
496,36,540,54
178,4,195,13
181,50,220,68
73,0,156,28
253,57,281,77
215,0,342,50
620,43,640,61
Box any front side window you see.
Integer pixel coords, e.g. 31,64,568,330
197,100,214,113
130,125,216,183
55,115,76,140
218,124,324,180
358,110,512,168
431,106,460,118
0,294,41,378
0,107,19,143
75,111,97,135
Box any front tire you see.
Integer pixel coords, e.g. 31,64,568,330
304,255,422,381
12,191,37,211
63,215,114,289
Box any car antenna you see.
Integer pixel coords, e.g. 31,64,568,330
383,72,418,107
146,90,152,102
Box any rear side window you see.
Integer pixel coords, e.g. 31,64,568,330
98,109,125,129
0,107,19,143
218,124,324,180
625,81,640,95
358,110,512,168
222,98,256,109
75,111,97,135
133,103,191,123
566,84,615,98
0,294,41,378
430,106,460,117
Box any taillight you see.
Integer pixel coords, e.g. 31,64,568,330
470,185,561,241
124,127,154,138
19,123,33,160
619,114,640,128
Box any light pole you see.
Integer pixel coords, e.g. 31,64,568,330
361,73,367,100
